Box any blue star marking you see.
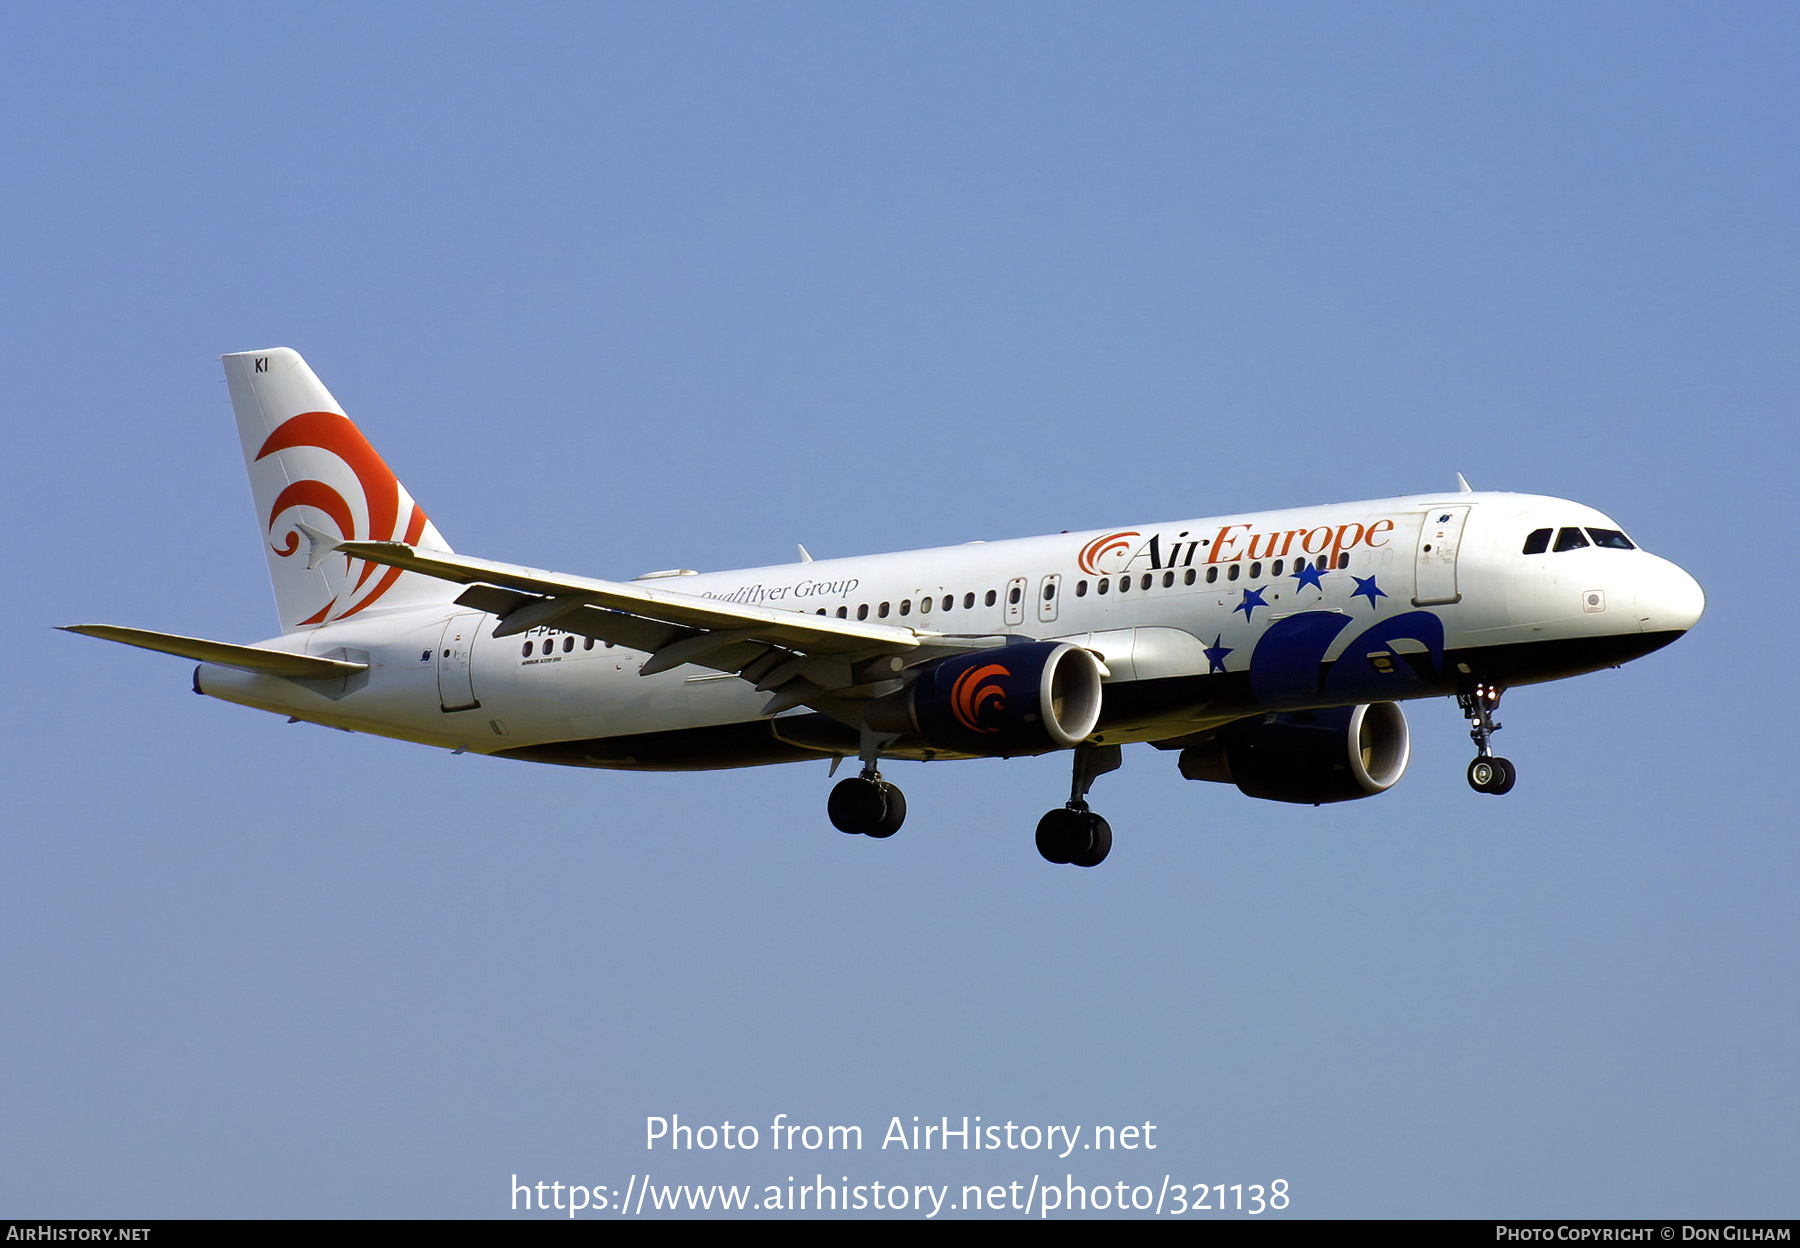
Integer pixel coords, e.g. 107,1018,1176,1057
1291,560,1326,593
1204,635,1233,674
1351,575,1387,608
1234,586,1268,619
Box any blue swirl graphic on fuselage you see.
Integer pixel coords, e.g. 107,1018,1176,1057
1249,610,1446,708
1322,610,1446,701
1249,612,1353,706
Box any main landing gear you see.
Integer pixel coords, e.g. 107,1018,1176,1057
829,728,907,838
1458,683,1517,795
1036,744,1122,868
828,772,906,838
826,736,1125,868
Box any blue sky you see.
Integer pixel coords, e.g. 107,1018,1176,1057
2,3,1794,1218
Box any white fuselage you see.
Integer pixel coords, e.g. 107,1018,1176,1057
195,490,1704,769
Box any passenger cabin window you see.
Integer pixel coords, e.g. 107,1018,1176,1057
1249,562,1261,579
1097,578,1110,594
1141,573,1153,590
1206,567,1218,584
1075,580,1088,597
1043,582,1056,600
1118,576,1130,594
1184,568,1196,585
943,595,953,611
1522,528,1552,555
964,593,975,609
1008,586,1022,605
1587,528,1635,550
878,602,890,618
1554,527,1590,552
1162,571,1174,588
837,606,847,618
984,590,997,607
899,600,911,615
857,604,869,620
1228,564,1240,581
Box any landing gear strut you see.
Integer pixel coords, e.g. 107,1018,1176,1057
1458,683,1517,795
1036,744,1121,867
829,729,906,837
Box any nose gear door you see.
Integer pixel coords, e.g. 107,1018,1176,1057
1413,506,1470,606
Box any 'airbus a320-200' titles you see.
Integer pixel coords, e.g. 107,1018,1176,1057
66,349,1706,867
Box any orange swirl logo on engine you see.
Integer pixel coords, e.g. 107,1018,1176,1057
257,411,430,626
1077,530,1140,575
951,663,1011,734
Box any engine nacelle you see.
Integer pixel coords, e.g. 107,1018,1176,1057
867,641,1104,757
1178,702,1410,804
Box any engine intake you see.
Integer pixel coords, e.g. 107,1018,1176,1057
867,641,1104,757
1178,702,1410,804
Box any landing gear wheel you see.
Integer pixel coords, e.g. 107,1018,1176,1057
1069,813,1112,868
1467,757,1497,792
829,776,907,836
829,777,886,834
1488,757,1516,795
1036,808,1111,866
1035,808,1082,864
865,782,906,838
1467,756,1516,795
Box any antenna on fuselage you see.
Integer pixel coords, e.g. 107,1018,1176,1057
1455,473,1473,493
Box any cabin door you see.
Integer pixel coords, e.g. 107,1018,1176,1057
1413,506,1470,606
436,613,483,711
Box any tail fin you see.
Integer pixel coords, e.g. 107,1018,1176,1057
223,348,457,631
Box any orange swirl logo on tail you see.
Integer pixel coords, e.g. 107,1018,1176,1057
257,411,430,625
1078,530,1139,575
951,663,1012,734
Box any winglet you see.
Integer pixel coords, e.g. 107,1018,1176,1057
1456,473,1473,493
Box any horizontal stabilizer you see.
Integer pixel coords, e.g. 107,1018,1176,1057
59,625,368,679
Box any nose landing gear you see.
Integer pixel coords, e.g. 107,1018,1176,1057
1458,683,1517,795
1036,744,1122,867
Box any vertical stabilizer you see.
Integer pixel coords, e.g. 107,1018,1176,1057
223,348,457,631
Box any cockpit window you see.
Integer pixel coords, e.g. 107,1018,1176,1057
1585,528,1635,550
1522,528,1551,555
1553,527,1590,552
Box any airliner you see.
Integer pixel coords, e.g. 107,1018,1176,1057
65,349,1705,867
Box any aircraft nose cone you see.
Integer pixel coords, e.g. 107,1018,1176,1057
1637,556,1705,634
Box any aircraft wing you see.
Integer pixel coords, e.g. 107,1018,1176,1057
335,541,995,715
60,624,368,679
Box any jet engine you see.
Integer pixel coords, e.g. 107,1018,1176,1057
1177,702,1410,804
866,641,1105,757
